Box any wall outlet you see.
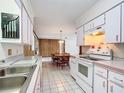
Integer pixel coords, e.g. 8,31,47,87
8,49,12,56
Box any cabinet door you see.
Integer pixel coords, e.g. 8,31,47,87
22,7,28,44
105,5,121,43
94,74,107,93
84,23,91,31
77,26,84,46
122,3,124,42
27,17,31,45
93,15,105,28
108,82,124,93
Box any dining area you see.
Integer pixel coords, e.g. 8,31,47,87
51,53,70,69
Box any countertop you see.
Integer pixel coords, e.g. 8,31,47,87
0,56,42,93
94,59,124,74
73,55,124,74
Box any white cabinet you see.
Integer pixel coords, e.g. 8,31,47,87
84,22,92,31
84,15,105,32
122,3,124,42
105,5,121,43
94,65,107,93
77,26,84,46
108,82,124,93
94,74,107,93
33,68,41,93
22,7,28,44
93,15,105,28
69,57,77,79
22,6,34,45
108,71,124,93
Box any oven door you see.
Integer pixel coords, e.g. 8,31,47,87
77,59,93,87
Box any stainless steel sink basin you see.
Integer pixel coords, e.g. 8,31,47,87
0,76,27,93
6,66,33,75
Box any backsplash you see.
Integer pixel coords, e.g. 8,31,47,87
0,43,23,60
81,43,124,59
106,43,124,58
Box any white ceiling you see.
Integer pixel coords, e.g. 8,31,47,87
31,0,99,24
30,0,100,38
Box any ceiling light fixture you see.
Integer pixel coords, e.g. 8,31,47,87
58,30,64,44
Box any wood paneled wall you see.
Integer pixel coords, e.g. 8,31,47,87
23,44,35,56
39,39,61,57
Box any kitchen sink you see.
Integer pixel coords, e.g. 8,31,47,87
0,76,27,93
0,65,36,77
6,66,33,75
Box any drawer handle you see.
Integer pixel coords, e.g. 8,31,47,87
114,77,123,82
103,81,106,88
116,35,118,41
110,85,113,93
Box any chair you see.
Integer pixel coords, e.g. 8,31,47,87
57,56,70,69
51,54,58,64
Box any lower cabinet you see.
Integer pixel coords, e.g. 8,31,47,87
94,74,107,93
108,81,124,93
33,68,41,93
94,65,107,93
69,57,77,79
94,65,124,93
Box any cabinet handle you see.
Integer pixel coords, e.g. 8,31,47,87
116,35,118,41
114,77,123,83
96,27,102,29
102,81,106,88
110,85,113,93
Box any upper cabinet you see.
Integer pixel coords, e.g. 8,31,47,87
77,26,84,46
92,15,105,28
122,3,124,43
22,7,28,44
105,5,121,43
0,0,34,45
84,15,105,32
0,0,21,43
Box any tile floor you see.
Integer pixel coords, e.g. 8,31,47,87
41,62,84,93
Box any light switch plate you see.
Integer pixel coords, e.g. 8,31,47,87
8,49,12,56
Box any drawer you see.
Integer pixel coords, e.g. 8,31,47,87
94,65,107,78
109,71,124,86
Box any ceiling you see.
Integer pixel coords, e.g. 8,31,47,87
30,0,100,38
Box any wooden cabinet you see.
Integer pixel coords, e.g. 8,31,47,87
122,3,124,42
77,26,84,46
94,65,107,93
105,5,121,43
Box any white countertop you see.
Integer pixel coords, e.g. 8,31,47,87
74,55,124,74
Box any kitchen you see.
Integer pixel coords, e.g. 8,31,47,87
0,0,124,93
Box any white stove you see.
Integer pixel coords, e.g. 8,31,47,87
76,47,113,93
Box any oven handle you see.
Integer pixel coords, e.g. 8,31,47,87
78,60,93,66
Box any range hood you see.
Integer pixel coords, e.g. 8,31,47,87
84,26,105,45
85,25,105,36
